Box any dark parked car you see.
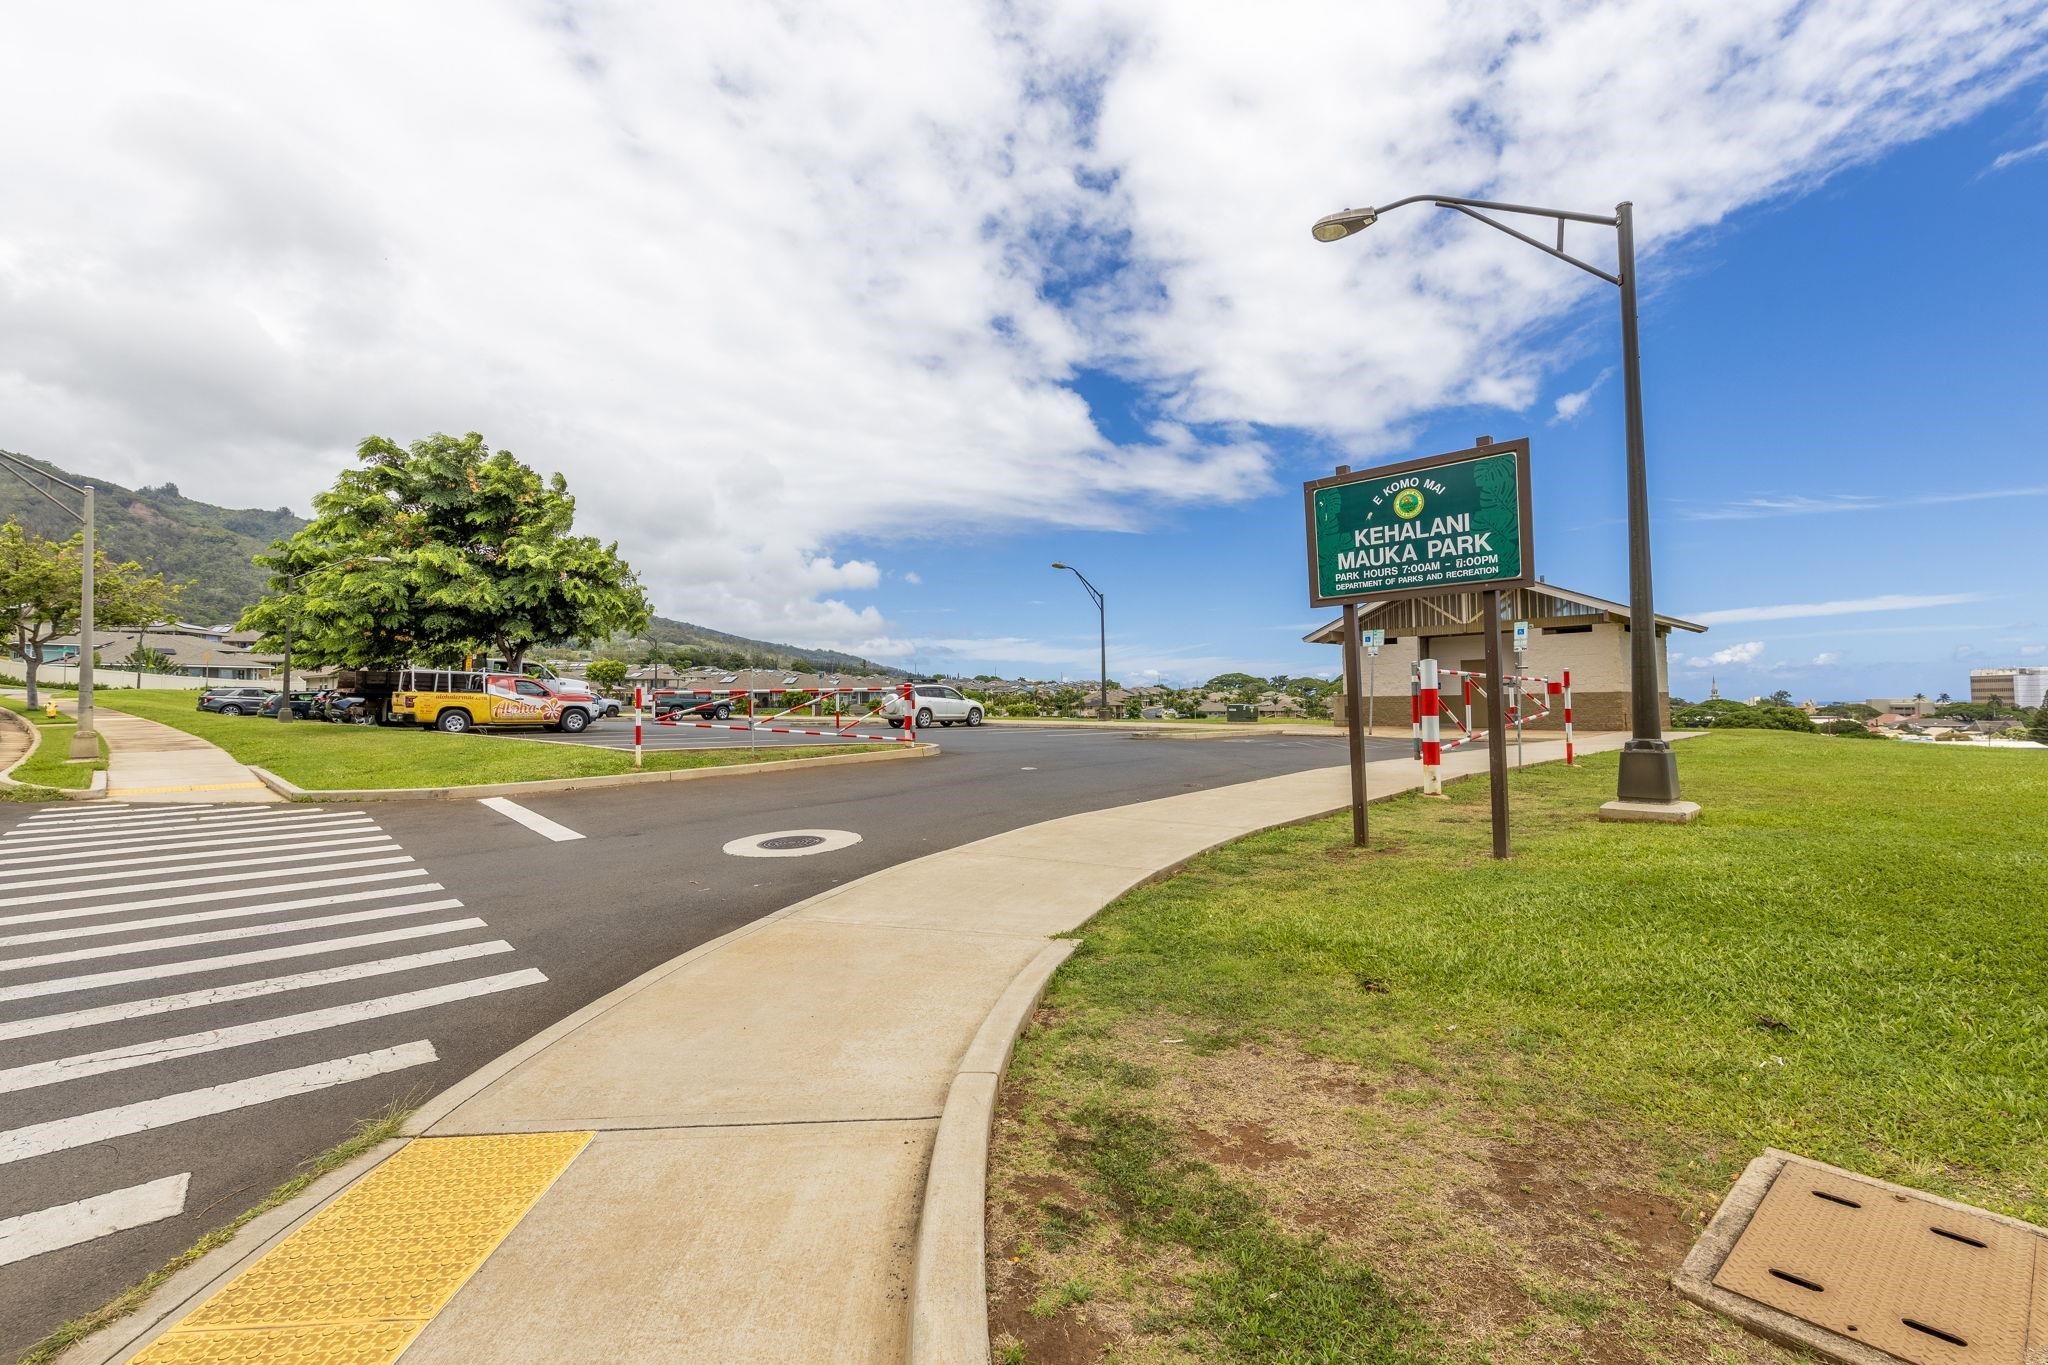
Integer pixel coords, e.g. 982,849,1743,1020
197,686,273,716
256,691,322,719
652,690,735,721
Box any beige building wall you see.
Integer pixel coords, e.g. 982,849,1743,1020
1333,622,1670,732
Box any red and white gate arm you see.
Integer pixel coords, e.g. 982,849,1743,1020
650,685,918,744
1418,659,1442,795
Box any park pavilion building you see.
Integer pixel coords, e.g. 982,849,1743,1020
1305,581,1706,734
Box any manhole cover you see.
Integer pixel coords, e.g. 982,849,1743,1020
1677,1151,2048,1365
721,829,862,859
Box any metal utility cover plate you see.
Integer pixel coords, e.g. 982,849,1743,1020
1679,1150,2048,1365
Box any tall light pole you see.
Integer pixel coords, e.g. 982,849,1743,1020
1050,562,1107,720
1311,194,1686,811
270,555,389,721
0,451,98,759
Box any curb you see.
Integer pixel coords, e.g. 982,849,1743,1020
908,940,1077,1364
50,1138,408,1365
0,703,109,801
245,740,933,802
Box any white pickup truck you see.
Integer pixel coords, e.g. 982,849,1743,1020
880,684,983,729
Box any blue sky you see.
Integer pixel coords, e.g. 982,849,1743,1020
854,83,2048,698
5,3,2044,698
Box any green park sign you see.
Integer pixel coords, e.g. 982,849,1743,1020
1303,439,1534,607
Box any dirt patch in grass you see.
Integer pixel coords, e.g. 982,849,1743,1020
992,1021,1782,1363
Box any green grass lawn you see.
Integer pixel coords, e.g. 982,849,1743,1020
0,695,107,793
99,689,891,790
989,732,2047,1363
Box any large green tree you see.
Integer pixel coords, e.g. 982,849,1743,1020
241,433,651,671
1,520,180,705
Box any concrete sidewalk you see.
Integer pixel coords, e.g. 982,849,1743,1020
88,731,1658,1363
94,705,280,803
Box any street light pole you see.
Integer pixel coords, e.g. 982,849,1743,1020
1310,192,1687,810
1050,562,1107,720
0,451,98,758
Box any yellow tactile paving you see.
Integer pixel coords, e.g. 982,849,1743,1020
133,1132,593,1365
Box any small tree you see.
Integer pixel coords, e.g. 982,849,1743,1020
586,658,628,696
2029,706,2048,746
241,432,651,672
121,644,175,674
1,520,179,706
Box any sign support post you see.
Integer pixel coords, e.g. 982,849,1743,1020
1335,464,1368,846
1481,586,1511,858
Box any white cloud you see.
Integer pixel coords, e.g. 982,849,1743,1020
2,3,2042,649
1983,137,2048,175
1689,640,1766,667
1690,593,1986,625
1681,486,2048,521
902,571,923,586
1549,368,1613,424
1809,651,1842,666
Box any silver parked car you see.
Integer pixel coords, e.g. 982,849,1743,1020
881,684,982,729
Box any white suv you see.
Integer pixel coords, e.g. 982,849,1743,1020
882,684,983,729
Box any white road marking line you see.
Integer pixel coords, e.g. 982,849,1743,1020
0,969,546,1094
477,797,585,843
0,819,380,864
0,812,369,849
0,842,402,892
0,942,517,1042
0,869,432,929
0,1174,190,1267
8,808,312,835
0,855,418,909
0,921,488,1003
0,883,450,948
0,900,466,972
0,1043,439,1165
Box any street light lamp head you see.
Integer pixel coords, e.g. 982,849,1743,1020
1311,207,1377,242
1050,561,1069,570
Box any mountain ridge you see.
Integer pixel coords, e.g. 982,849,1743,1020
0,448,903,675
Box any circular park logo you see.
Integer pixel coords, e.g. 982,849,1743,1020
1392,487,1426,520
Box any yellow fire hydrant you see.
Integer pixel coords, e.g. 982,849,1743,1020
44,701,59,719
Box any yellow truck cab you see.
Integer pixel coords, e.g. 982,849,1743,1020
390,669,597,734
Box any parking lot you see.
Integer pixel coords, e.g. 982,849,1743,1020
473,714,1136,753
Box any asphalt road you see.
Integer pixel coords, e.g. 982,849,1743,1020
0,724,1392,1357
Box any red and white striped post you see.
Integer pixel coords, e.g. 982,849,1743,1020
1418,658,1443,795
900,681,916,742
633,685,644,769
1562,669,1574,765
1462,674,1474,740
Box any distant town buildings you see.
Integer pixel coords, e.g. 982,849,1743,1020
1970,666,2047,710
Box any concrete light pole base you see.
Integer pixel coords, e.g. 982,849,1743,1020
68,728,100,760
1599,798,1701,824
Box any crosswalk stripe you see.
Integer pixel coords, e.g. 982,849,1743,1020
0,970,546,1094
0,820,380,865
0,1174,191,1267
0,900,467,973
0,1043,439,1165
0,855,418,909
10,808,316,835
0,812,369,849
0,810,364,843
0,869,432,929
0,883,451,948
0,841,403,892
0,921,489,1003
0,942,518,1042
